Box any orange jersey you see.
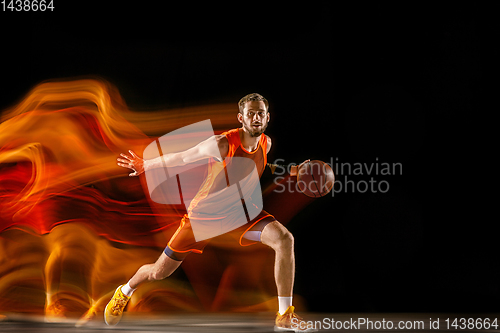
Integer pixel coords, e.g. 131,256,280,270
224,128,268,176
168,129,273,251
187,128,268,223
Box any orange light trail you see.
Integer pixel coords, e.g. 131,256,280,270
0,78,312,319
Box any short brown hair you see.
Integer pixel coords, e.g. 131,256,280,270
238,93,269,113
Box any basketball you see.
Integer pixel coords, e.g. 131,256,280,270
297,160,335,197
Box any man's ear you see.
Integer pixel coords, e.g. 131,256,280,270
237,112,243,124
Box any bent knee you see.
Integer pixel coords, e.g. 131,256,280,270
263,222,294,250
279,230,294,248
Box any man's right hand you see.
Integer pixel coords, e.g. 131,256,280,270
117,150,145,177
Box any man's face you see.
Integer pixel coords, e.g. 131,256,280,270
238,101,270,137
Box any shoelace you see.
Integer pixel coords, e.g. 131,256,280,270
111,296,128,315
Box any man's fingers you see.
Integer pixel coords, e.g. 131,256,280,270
119,151,142,162
117,162,136,171
118,151,141,176
120,153,132,161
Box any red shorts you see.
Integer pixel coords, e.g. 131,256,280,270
166,210,275,258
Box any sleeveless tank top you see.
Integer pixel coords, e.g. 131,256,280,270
187,128,268,216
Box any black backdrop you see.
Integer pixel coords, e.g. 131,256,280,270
0,3,494,313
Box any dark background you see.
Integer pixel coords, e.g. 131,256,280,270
0,3,494,313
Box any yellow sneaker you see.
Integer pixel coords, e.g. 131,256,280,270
104,285,130,326
275,306,317,332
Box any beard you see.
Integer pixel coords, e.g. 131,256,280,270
244,121,268,137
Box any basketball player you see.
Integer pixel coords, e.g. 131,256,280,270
107,93,314,332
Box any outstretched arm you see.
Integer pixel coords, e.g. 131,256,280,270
117,135,229,177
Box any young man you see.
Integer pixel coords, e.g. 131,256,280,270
108,93,313,332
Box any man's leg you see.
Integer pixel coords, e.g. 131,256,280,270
128,251,183,289
104,248,185,326
260,221,295,302
259,221,316,332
